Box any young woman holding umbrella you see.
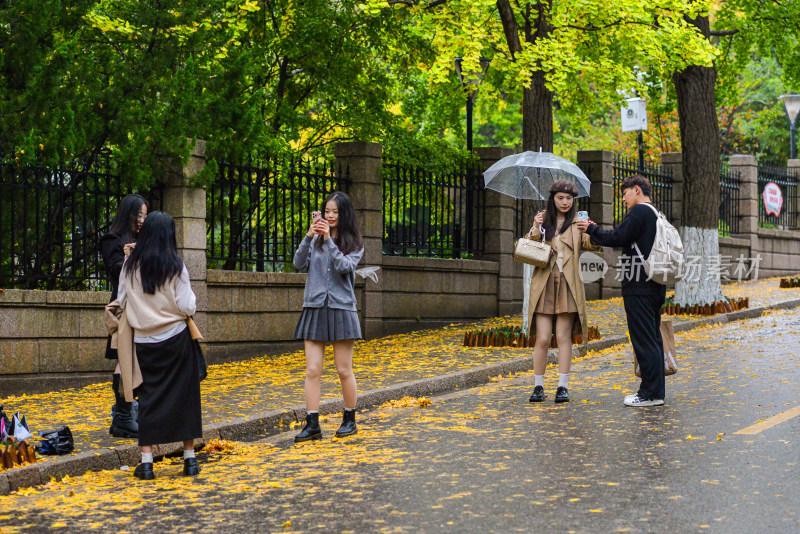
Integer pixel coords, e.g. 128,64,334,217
525,180,600,403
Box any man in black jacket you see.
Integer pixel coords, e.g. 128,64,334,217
577,175,666,407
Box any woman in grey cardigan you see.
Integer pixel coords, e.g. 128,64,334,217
292,192,364,442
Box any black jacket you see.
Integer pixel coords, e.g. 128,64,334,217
99,233,126,302
586,203,666,297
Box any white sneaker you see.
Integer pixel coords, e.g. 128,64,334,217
624,395,664,407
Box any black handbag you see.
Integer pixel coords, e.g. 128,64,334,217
39,426,74,455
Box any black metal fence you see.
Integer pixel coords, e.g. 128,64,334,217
0,155,164,290
719,164,741,236
757,165,798,229
382,160,484,258
612,155,673,224
207,156,348,272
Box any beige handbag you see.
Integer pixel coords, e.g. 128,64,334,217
633,319,678,377
514,227,552,269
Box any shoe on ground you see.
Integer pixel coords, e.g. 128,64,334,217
335,409,358,438
183,457,200,476
554,386,570,403
529,386,545,403
294,413,323,443
623,395,664,407
133,462,155,480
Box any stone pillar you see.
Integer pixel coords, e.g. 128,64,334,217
661,152,683,230
728,155,759,237
789,159,800,228
334,142,383,339
162,140,208,334
474,147,518,316
577,150,617,298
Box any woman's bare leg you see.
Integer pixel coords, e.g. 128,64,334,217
555,313,577,375
304,340,326,411
332,340,357,409
533,313,555,376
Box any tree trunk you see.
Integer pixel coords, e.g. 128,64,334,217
496,0,554,153
672,14,724,307
522,71,554,152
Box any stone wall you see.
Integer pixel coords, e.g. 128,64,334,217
380,256,500,335
0,290,114,393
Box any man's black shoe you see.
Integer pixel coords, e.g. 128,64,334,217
133,462,155,480
555,386,570,403
529,386,545,403
183,457,200,476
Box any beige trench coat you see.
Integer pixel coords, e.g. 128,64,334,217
526,220,601,343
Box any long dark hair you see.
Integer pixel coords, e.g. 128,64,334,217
109,194,148,243
541,181,578,240
124,211,184,295
314,191,363,255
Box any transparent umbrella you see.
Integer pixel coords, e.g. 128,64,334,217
482,150,591,200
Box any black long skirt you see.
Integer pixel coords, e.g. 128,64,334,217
135,327,202,446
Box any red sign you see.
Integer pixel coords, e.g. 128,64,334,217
763,182,783,217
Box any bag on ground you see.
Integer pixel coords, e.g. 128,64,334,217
633,319,678,377
633,203,684,285
39,426,74,455
0,406,11,441
11,412,32,442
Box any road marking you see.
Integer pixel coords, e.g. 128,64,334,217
734,405,800,435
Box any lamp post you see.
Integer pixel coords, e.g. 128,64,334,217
453,57,490,258
779,94,800,159
454,57,491,152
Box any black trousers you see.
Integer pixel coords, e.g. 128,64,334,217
623,294,666,400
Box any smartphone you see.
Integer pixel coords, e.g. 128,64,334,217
311,211,322,222
577,211,588,222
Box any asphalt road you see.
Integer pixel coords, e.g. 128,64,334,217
2,308,799,534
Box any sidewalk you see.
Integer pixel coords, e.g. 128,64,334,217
2,275,799,494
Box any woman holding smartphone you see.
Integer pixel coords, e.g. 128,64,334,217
99,194,148,439
292,192,364,442
526,180,600,403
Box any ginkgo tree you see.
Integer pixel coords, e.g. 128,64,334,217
365,0,717,152
669,0,800,308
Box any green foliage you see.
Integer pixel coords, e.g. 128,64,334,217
366,0,717,150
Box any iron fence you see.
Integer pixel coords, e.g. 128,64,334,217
0,155,164,290
382,160,484,258
612,155,673,224
207,156,348,272
757,165,798,229
719,164,741,236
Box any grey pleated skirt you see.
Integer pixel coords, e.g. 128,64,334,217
294,304,362,341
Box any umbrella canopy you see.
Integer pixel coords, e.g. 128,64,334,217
482,151,591,200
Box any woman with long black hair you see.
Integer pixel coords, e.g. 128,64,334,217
117,211,202,480
292,191,364,442
99,194,148,439
526,181,600,403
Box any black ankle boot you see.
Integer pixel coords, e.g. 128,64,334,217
294,413,322,443
335,409,357,438
110,374,139,438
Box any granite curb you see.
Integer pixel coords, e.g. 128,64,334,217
2,296,799,495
